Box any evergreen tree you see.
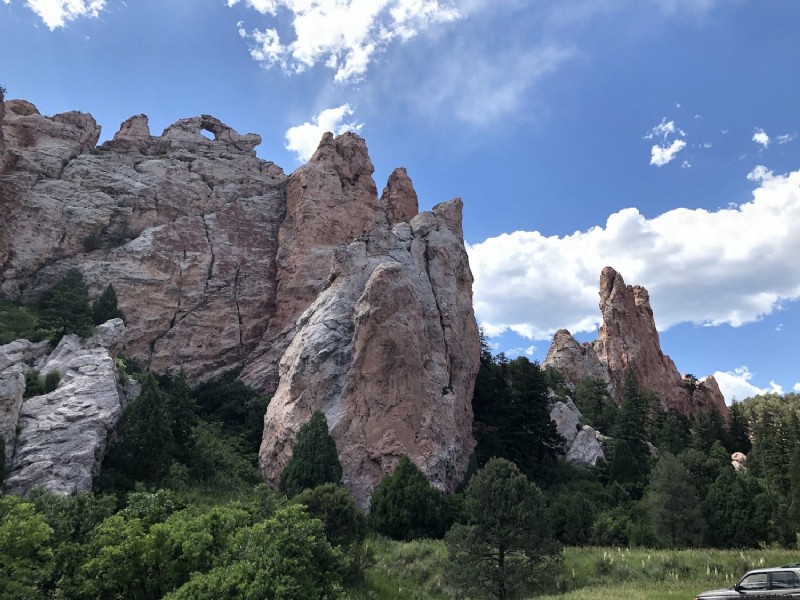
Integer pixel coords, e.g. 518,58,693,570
574,377,617,433
369,456,445,540
279,411,342,497
101,375,175,486
789,448,800,536
646,453,705,547
650,408,691,455
91,283,125,325
445,458,561,600
691,406,728,454
608,439,642,487
37,269,93,342
727,400,751,454
612,369,653,482
703,469,767,548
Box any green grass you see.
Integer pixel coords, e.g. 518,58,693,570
345,541,800,600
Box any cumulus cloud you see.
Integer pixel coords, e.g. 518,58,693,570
747,165,773,183
752,128,770,148
650,139,687,166
15,0,105,29
713,366,784,404
794,382,800,393
233,0,461,82
468,166,800,341
284,104,363,161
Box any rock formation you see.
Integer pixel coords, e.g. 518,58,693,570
0,99,480,501
1,320,135,495
549,396,606,466
543,267,727,418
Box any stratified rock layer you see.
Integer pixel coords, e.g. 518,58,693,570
543,267,727,418
1,320,129,495
0,99,480,501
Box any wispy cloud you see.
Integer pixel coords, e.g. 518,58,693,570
468,165,800,340
777,133,797,145
284,104,363,161
14,0,105,29
232,0,462,83
644,118,686,141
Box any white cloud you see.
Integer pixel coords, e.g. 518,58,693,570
284,104,363,161
468,166,800,342
747,165,773,183
17,0,105,29
778,133,797,145
644,118,685,141
650,139,686,166
234,0,462,82
713,366,783,404
794,382,800,393
753,128,770,148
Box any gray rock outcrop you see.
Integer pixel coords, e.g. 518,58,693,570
549,397,606,467
1,320,129,495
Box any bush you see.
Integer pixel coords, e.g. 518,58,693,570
23,369,60,398
37,269,93,343
369,456,445,541
91,283,125,325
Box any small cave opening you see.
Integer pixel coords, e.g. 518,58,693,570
199,128,216,141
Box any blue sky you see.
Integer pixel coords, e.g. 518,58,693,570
2,0,799,402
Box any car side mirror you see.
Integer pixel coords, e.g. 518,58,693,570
733,584,742,593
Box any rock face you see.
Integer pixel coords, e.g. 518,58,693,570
259,198,479,507
0,99,481,501
1,320,129,495
543,267,727,418
549,397,606,467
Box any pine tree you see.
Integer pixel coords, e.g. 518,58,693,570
369,455,444,540
646,453,705,547
37,269,93,343
445,458,561,600
102,375,175,486
91,283,125,325
279,411,342,497
727,400,751,454
612,369,653,482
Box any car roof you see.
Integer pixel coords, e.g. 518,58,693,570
744,568,800,575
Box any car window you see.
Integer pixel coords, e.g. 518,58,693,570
740,573,769,590
771,571,800,589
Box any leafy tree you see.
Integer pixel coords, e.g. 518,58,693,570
0,496,54,600
164,504,342,600
92,283,125,325
369,455,445,540
294,483,370,582
188,420,260,491
646,453,705,547
0,298,44,344
548,491,596,545
279,411,342,497
445,458,562,600
589,507,631,546
37,268,94,342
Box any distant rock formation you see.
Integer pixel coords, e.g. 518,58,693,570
549,396,606,466
543,267,727,418
0,99,480,502
1,320,136,495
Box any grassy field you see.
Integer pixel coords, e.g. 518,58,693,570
345,540,800,599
